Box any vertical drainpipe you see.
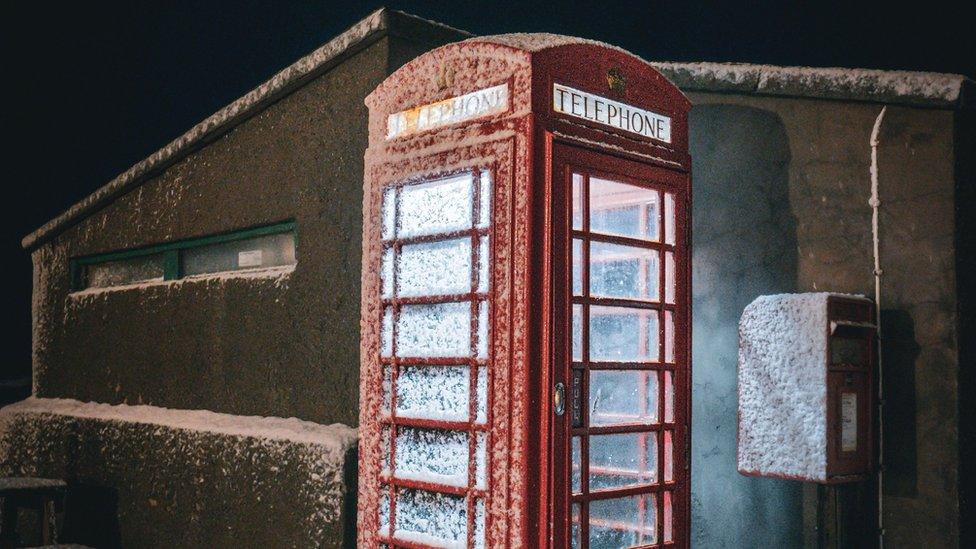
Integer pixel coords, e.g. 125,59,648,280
869,105,887,549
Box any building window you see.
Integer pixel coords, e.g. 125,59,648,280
70,221,296,291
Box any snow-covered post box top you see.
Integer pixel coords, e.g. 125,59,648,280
360,34,691,548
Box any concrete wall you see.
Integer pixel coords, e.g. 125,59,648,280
30,38,391,427
687,92,961,547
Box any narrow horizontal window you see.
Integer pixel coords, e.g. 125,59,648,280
71,221,296,291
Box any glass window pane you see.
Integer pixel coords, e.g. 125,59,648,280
397,302,471,358
589,432,657,491
476,432,487,490
664,430,674,483
397,237,472,297
477,171,492,229
665,310,675,363
399,173,473,238
477,301,489,360
396,365,469,422
378,487,391,536
394,488,467,546
394,427,469,487
474,498,486,549
85,253,165,288
478,236,490,293
590,370,658,426
381,365,392,418
572,173,584,231
590,177,658,241
590,241,659,301
664,491,673,542
590,305,658,362
381,247,395,299
382,187,396,240
571,503,582,549
182,232,295,277
381,307,393,358
664,192,676,245
475,367,488,424
572,436,582,494
589,493,656,548
572,304,583,361
665,371,675,423
665,251,675,304
572,239,584,296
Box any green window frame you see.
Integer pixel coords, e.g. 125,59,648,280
70,220,297,291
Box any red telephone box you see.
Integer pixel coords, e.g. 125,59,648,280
359,34,692,548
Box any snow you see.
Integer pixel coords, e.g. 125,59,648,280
0,397,356,450
396,365,470,422
398,173,474,238
393,488,468,548
398,237,472,297
397,302,472,358
652,61,971,107
737,293,866,481
68,264,294,299
394,426,469,487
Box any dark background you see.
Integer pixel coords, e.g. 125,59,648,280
1,1,973,386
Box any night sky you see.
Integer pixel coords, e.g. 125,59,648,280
2,1,973,382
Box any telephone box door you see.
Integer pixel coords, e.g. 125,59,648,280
551,143,690,548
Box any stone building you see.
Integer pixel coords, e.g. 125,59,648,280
1,7,972,548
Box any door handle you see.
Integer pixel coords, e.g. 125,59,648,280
553,382,566,416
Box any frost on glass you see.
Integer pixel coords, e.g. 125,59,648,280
398,238,472,297
86,253,165,289
381,307,393,358
381,426,392,475
394,488,467,547
477,301,489,359
396,365,470,422
477,171,492,229
572,436,582,494
590,241,659,301
589,494,656,548
476,367,488,424
664,430,674,483
397,302,471,358
476,431,487,489
572,239,584,296
589,432,657,491
474,498,486,549
382,187,396,241
589,306,658,362
590,177,659,241
395,427,468,487
399,173,473,238
477,237,490,293
590,370,658,426
664,192,676,245
572,173,584,231
382,247,395,299
665,310,675,363
381,365,392,417
572,304,583,361
378,488,391,536
665,251,675,304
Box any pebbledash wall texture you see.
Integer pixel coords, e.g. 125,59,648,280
1,7,973,549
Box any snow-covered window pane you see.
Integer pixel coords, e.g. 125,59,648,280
589,305,658,362
85,254,165,289
589,432,657,492
474,498,486,549
381,247,394,299
476,367,488,424
394,488,467,547
589,493,656,547
477,237,490,293
477,301,489,359
590,177,659,241
589,370,658,426
382,187,396,241
476,431,487,489
397,302,471,358
381,426,392,475
381,365,392,417
396,365,470,422
378,487,391,536
398,173,473,238
398,237,472,297
381,307,393,358
477,171,492,229
395,427,469,487
590,241,659,301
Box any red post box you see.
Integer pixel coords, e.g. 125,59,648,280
359,34,692,548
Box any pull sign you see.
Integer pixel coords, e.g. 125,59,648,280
553,383,566,416
552,83,672,143
386,83,509,140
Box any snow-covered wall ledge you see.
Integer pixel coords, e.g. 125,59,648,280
651,61,973,108
0,398,358,548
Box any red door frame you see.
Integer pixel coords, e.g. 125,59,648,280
548,141,692,548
